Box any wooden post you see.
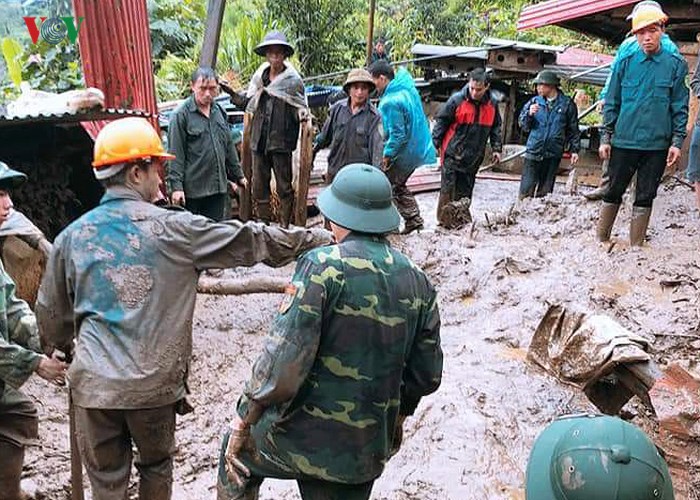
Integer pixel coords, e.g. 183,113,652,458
506,79,518,143
366,0,376,66
199,0,227,69
294,120,314,227
239,113,253,221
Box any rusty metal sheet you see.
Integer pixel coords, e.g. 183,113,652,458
72,0,159,138
0,108,153,128
517,0,636,32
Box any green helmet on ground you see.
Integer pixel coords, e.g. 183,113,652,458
0,161,28,190
526,414,674,500
533,70,561,86
317,163,400,234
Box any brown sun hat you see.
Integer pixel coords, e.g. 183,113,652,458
343,68,376,94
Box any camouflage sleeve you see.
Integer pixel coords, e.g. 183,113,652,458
400,286,443,416
36,236,76,353
0,265,42,389
239,254,336,422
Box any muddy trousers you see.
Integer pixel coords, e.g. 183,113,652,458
74,404,176,500
437,160,477,223
385,165,423,226
0,387,38,500
519,157,562,198
186,193,228,222
252,151,294,227
602,147,666,208
216,431,375,500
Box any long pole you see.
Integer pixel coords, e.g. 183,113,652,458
366,0,376,67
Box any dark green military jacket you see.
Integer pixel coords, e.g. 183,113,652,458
166,96,243,198
238,233,443,483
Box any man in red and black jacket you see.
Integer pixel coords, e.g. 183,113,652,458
433,68,502,227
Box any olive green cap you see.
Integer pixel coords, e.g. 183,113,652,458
0,161,28,190
533,70,561,86
526,414,674,500
317,163,400,234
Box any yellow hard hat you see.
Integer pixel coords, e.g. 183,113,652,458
92,118,175,178
630,4,668,33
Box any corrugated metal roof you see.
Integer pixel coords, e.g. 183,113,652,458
483,37,566,53
74,0,159,139
557,47,613,66
411,44,488,60
0,108,153,128
517,0,636,31
544,64,610,86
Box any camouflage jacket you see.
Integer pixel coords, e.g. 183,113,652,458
238,233,443,483
0,260,42,398
36,186,330,410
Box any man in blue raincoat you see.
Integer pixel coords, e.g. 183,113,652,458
369,60,436,235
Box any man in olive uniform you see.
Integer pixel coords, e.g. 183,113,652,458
526,414,675,499
0,161,68,500
313,68,383,183
36,118,331,500
218,163,443,500
167,67,245,221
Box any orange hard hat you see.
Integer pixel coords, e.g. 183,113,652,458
92,117,175,173
630,3,668,33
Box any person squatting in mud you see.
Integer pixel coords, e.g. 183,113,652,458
36,117,332,500
597,2,688,246
218,163,444,500
0,161,68,500
432,68,503,228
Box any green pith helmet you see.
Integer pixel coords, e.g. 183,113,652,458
526,414,674,500
533,70,561,86
0,161,28,190
317,163,400,234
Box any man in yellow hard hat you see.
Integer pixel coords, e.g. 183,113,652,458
35,117,332,500
597,2,688,246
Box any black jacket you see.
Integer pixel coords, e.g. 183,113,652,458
432,88,502,171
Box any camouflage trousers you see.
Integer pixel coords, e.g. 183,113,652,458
217,431,375,500
384,165,423,226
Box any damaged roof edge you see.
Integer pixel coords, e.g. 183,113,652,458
0,108,154,128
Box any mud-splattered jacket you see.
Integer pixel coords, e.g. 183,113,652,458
0,260,41,399
36,186,330,410
237,233,443,483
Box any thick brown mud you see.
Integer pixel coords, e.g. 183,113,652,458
21,177,700,499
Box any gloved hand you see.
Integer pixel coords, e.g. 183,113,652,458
225,415,252,487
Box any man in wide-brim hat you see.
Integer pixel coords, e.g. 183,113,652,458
231,31,309,228
313,68,383,184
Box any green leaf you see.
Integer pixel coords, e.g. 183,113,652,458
1,37,23,89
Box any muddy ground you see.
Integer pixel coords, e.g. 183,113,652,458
21,176,700,499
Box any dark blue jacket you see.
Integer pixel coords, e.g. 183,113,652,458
518,93,580,161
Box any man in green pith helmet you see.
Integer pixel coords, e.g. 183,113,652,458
527,414,675,499
0,160,68,500
217,163,444,500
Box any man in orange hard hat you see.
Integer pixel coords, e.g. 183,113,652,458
36,117,332,500
597,2,688,246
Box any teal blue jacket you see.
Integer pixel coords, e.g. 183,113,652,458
600,34,679,101
603,46,688,150
378,68,437,170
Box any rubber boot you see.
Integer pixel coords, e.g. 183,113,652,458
630,206,652,246
278,199,293,229
436,191,452,227
596,202,620,242
584,172,610,201
0,441,25,500
400,217,424,235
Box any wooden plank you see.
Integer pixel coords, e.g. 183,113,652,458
294,120,314,226
199,0,226,69
239,113,253,221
